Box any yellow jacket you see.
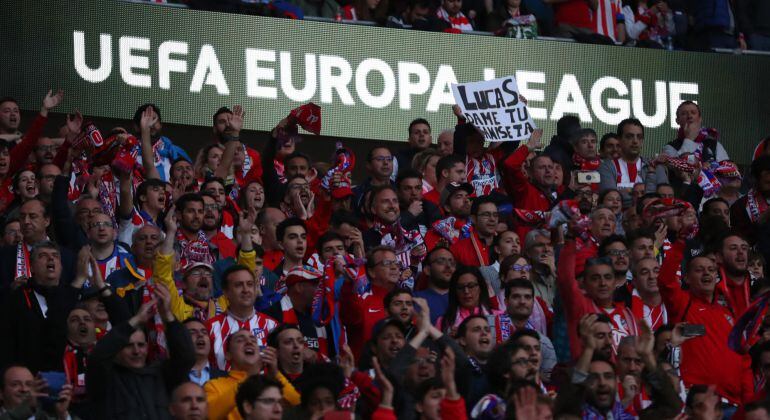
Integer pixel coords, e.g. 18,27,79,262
153,249,257,321
204,370,301,420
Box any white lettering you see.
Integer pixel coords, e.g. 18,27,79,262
426,65,457,112
280,52,317,102
515,71,547,120
631,80,668,127
245,48,277,99
550,74,592,122
397,62,430,110
73,31,112,83
119,36,151,88
319,55,355,105
355,58,396,109
669,82,699,128
590,76,630,125
158,41,188,90
190,45,229,95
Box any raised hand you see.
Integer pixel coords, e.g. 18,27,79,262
372,357,394,408
578,314,599,350
140,106,158,133
65,110,83,139
440,347,460,399
164,205,178,235
412,297,432,331
54,384,74,419
153,283,175,322
262,346,279,378
129,298,157,328
226,105,244,136
74,245,93,287
526,128,544,151
513,385,538,420
338,344,355,378
42,89,64,112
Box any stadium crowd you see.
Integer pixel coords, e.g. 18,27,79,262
1,85,770,420
178,0,770,52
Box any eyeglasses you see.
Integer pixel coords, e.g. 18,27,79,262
512,264,532,272
430,257,456,267
605,249,629,257
456,283,479,292
371,156,394,163
477,211,500,219
375,259,401,268
187,269,213,279
90,221,113,229
254,397,282,406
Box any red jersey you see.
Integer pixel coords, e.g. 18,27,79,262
558,240,638,358
659,241,754,405
450,232,491,266
339,282,389,360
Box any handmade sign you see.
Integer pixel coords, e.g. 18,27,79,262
451,75,537,142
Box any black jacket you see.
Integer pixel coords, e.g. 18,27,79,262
0,284,80,372
86,320,195,420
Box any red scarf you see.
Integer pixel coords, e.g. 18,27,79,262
63,342,92,399
15,242,31,281
746,189,770,223
573,153,600,171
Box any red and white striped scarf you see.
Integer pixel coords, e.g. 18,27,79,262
613,158,642,189
141,281,168,360
14,242,31,281
436,7,473,31
746,189,770,223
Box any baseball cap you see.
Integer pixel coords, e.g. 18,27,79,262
370,317,407,340
440,182,473,206
183,261,214,277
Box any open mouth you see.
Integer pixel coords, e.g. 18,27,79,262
78,325,89,336
46,262,56,272
479,337,491,347
195,338,207,349
244,345,257,356
291,350,302,362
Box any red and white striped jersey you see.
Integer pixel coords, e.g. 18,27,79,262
206,311,278,370
595,0,623,41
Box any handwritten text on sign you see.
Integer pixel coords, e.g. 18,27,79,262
451,75,537,142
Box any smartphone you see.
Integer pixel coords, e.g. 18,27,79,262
577,170,601,184
680,324,706,337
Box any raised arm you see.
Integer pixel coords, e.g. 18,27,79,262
657,240,690,321
139,107,161,181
